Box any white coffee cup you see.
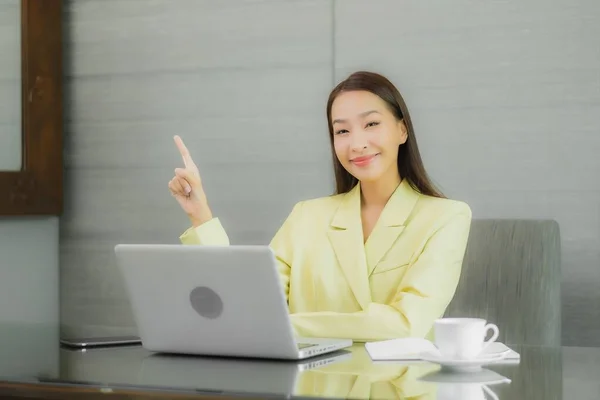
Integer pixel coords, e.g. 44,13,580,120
434,318,499,360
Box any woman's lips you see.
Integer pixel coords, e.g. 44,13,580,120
351,154,379,167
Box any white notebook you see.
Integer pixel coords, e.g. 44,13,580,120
365,338,521,363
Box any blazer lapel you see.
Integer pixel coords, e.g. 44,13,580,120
365,179,420,276
327,184,372,311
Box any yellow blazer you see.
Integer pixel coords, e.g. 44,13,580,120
180,179,472,342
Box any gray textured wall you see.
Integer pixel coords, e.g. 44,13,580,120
0,218,59,326
0,218,60,379
61,0,600,346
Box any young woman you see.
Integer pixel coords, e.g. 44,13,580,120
168,71,472,342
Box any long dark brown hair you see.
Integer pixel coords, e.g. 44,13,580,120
326,71,444,198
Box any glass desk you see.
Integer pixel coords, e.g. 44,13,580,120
0,323,598,399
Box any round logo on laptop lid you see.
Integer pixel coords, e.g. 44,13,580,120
189,286,223,319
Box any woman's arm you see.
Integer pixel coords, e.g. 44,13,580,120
179,217,230,246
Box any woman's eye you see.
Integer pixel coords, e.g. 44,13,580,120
335,129,349,135
366,121,380,128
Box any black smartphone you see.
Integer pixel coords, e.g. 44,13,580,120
60,335,141,349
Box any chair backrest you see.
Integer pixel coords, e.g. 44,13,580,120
444,219,561,347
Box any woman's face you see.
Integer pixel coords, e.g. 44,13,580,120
331,90,407,184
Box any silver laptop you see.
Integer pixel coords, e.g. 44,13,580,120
114,244,352,360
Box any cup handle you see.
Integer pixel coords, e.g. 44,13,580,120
482,384,499,400
481,323,499,350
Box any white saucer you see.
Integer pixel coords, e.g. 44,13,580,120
420,350,508,371
419,368,511,385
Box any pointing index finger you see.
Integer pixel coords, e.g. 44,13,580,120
174,135,196,168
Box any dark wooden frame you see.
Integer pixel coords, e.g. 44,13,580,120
0,0,62,216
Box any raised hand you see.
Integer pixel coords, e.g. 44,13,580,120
168,135,213,227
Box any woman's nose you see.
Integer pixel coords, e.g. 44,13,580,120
350,132,368,151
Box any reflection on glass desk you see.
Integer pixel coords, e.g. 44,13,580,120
56,344,561,399
0,323,599,399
